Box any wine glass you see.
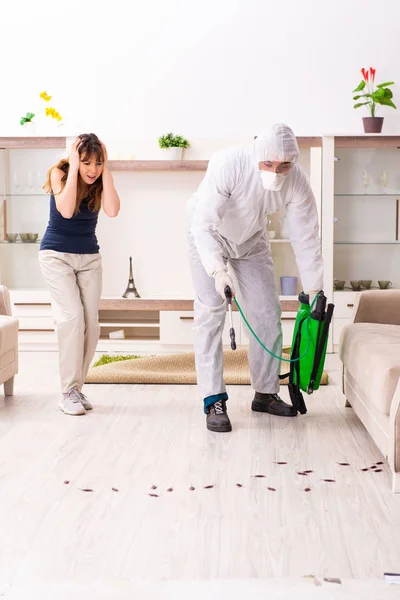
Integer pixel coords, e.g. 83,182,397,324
27,170,34,193
379,170,390,193
13,171,20,194
361,169,370,193
36,171,43,194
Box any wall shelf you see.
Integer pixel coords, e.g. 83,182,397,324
335,193,400,197
0,137,66,149
334,136,400,148
100,321,160,328
334,241,400,245
108,160,209,171
99,297,299,312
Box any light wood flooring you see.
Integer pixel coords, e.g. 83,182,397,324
0,351,399,599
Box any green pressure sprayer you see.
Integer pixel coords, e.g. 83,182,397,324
224,286,335,415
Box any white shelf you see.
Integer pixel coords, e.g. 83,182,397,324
100,322,159,328
335,193,400,197
334,242,400,245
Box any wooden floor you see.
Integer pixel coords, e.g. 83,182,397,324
1,351,400,598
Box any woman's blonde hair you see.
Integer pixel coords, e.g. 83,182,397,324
43,133,105,213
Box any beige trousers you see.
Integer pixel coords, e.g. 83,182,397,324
39,250,102,393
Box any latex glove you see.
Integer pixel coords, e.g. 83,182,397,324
214,269,236,300
306,290,320,307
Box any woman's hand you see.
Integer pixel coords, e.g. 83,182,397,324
68,138,82,172
100,140,108,170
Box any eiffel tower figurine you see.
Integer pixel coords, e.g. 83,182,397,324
122,256,140,298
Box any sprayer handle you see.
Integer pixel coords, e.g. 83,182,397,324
230,327,237,350
224,285,233,304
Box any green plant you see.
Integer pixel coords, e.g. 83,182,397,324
353,67,396,117
93,354,142,367
20,91,62,125
20,112,35,125
158,132,190,149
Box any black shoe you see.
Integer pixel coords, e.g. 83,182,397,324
206,400,232,432
251,392,297,417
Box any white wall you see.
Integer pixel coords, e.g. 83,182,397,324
2,0,400,145
97,148,312,297
97,170,205,297
2,0,400,296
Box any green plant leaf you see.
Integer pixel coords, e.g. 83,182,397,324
20,112,35,125
371,88,386,100
376,81,394,88
352,80,366,93
353,93,371,100
353,102,370,108
158,132,190,148
377,97,397,109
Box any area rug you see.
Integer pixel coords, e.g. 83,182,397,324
85,348,329,386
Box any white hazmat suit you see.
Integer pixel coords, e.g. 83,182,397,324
187,124,323,411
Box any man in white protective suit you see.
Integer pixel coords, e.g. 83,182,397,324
187,123,323,432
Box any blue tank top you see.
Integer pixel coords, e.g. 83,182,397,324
40,195,100,254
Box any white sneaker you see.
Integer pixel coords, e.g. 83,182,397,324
78,391,93,410
59,389,86,416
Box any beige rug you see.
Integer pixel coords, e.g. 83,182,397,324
86,348,328,386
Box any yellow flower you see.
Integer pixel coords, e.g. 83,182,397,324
40,91,52,102
45,107,62,121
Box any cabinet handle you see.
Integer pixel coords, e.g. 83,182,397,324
180,316,194,321
347,303,354,307
396,199,399,242
14,302,51,306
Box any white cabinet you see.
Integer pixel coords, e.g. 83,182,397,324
159,310,242,346
1,136,323,351
332,291,358,319
0,140,67,291
322,136,400,352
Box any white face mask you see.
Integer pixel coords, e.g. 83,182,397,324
260,170,286,191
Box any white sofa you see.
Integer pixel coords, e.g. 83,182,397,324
339,290,400,493
0,285,18,395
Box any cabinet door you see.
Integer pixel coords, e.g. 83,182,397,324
160,311,241,346
322,137,400,354
0,146,65,290
333,144,400,292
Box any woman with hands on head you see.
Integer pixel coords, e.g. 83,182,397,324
39,133,120,416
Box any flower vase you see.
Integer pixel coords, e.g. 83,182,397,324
164,147,184,160
362,117,383,133
22,121,37,136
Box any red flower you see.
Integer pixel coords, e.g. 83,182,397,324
361,68,369,81
370,67,376,82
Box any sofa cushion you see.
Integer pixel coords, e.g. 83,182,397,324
339,323,400,416
0,315,19,354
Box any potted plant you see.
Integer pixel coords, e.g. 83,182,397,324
20,91,62,135
158,132,190,160
353,68,396,133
